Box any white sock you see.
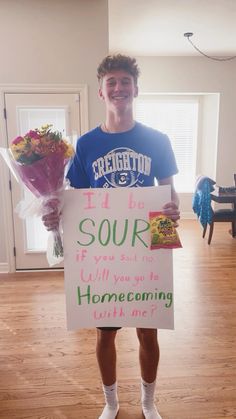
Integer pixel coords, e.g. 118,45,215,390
141,378,162,419
98,382,119,419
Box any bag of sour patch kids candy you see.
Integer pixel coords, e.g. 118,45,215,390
149,211,182,249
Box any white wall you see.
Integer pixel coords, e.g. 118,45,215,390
0,0,109,266
0,0,108,128
200,94,220,178
137,56,236,215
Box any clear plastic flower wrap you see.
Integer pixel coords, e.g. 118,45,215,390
0,124,74,266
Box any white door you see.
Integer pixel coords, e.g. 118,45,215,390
5,92,81,270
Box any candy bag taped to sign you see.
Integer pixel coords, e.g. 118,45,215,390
149,211,182,249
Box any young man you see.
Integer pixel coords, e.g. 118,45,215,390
44,54,180,419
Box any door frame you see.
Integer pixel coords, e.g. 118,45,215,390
0,84,88,273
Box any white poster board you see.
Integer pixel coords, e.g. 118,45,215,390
63,186,174,330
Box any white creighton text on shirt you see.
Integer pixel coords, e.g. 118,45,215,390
92,149,151,180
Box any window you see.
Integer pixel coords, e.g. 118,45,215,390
135,95,199,192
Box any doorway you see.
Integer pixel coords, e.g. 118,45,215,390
3,88,87,270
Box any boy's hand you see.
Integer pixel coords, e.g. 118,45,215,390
42,198,61,231
162,202,180,227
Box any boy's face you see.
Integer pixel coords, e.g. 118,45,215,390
98,70,138,112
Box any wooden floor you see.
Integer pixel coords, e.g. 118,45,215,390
0,220,235,419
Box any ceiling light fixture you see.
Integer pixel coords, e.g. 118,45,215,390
184,32,236,61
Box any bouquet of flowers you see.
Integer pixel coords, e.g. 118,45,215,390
1,124,74,266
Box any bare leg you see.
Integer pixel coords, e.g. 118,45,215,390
96,329,119,419
136,328,162,419
136,328,159,382
96,329,118,385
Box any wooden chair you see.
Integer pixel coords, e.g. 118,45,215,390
207,207,236,244
207,174,236,244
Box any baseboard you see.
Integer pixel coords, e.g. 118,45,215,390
0,263,9,273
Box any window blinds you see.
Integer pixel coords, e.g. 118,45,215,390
135,96,199,192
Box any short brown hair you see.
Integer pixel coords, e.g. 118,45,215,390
97,54,140,85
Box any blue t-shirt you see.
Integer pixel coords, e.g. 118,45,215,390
66,122,178,188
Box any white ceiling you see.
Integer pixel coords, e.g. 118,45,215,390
108,0,236,57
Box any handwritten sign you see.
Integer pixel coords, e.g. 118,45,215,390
62,186,174,330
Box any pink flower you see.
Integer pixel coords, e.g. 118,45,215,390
12,136,24,145
26,130,41,139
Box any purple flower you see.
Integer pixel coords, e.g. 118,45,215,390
12,136,24,145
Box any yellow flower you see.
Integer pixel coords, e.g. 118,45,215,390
41,124,50,129
64,142,74,158
40,124,52,134
11,139,26,151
